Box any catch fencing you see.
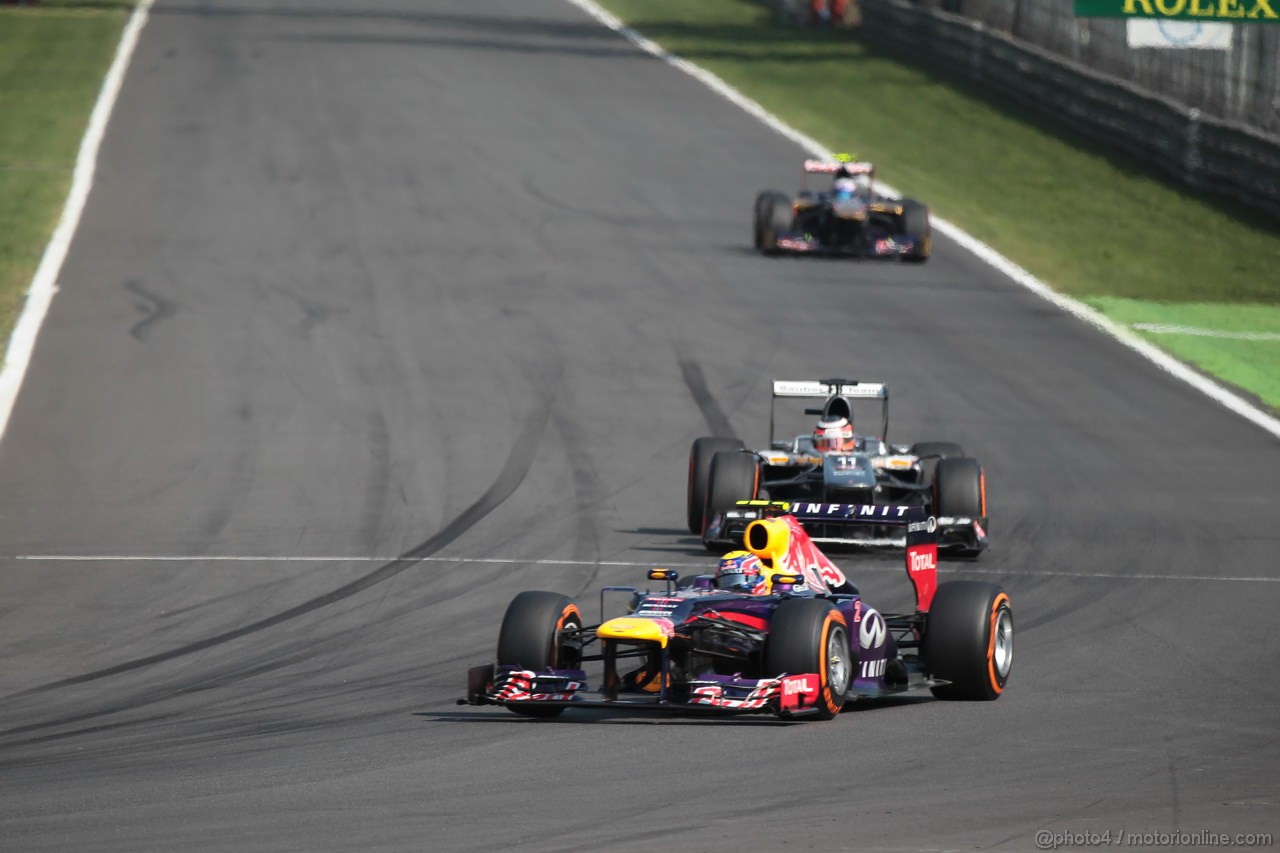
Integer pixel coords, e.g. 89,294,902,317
851,0,1280,219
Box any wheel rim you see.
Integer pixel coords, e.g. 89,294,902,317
992,607,1013,679
826,623,851,696
556,610,583,668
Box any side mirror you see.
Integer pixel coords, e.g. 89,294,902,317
647,568,679,592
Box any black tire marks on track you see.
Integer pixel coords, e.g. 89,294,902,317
0,390,557,721
679,357,736,440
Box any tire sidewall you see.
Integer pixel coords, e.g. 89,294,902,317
496,591,583,671
924,581,1011,700
702,450,760,540
688,437,745,534
766,599,849,720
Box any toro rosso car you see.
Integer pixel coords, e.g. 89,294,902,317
461,503,1012,720
690,379,988,555
753,157,931,261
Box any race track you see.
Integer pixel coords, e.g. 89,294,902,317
1,1,1277,850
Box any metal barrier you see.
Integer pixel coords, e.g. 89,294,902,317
855,0,1280,219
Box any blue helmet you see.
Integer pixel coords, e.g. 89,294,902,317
833,177,859,201
715,551,769,595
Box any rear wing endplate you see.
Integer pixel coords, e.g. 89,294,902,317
803,160,874,175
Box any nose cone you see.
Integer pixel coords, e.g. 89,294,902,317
597,617,674,648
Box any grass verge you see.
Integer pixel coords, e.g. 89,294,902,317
1085,298,1280,408
0,1,132,354
591,0,1280,408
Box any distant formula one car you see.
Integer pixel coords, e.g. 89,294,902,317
690,379,987,555
753,157,931,261
461,503,1012,720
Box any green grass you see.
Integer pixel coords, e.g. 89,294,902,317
1086,298,1280,407
592,0,1280,408
0,1,131,352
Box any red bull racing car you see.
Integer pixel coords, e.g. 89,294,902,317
461,503,1012,720
753,157,931,261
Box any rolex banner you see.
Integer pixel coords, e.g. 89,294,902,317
1075,0,1278,21
1127,18,1235,45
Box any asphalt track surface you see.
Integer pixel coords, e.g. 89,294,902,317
1,2,1277,851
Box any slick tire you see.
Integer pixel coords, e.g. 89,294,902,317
756,191,793,254
495,591,583,718
911,441,965,488
765,599,851,720
934,456,988,557
702,450,760,551
924,581,1012,700
898,199,931,262
934,456,983,518
688,437,745,534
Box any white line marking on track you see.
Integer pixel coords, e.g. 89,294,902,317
11,554,1278,583
1133,323,1280,341
0,0,154,445
564,0,1280,441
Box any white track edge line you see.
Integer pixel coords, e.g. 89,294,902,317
12,553,1278,583
0,0,154,446
564,0,1280,441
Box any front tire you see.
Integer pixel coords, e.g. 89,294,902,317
702,450,760,550
911,441,965,488
898,198,931,262
924,581,1012,700
934,457,987,557
765,599,851,720
688,437,745,534
755,191,793,254
496,591,583,718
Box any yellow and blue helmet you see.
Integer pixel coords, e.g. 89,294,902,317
715,551,770,595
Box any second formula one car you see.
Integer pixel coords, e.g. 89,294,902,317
689,379,988,555
753,157,931,261
461,503,1012,721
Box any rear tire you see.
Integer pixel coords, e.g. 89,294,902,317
702,450,760,550
898,199,931,262
688,437,745,534
496,591,583,718
924,581,1012,700
765,599,851,720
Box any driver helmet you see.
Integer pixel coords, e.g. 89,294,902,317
832,177,859,201
813,415,855,453
714,551,770,595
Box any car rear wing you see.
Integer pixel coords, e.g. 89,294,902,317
732,500,939,612
803,160,874,175
770,378,890,443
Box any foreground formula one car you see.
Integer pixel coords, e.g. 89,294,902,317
753,157,931,261
461,504,1012,720
690,379,988,555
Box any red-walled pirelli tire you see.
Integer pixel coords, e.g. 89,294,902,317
934,457,983,517
935,456,988,557
765,599,852,720
911,441,965,490
495,591,583,718
702,450,760,551
688,437,745,534
924,581,1012,701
